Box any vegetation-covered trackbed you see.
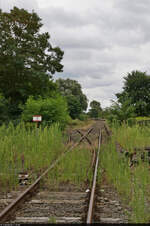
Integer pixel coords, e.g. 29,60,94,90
0,120,129,224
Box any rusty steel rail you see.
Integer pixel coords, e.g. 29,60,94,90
86,129,102,224
0,127,94,223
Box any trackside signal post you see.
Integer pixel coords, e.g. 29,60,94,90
33,115,42,128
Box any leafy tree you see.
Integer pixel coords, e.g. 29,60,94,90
116,70,150,116
66,95,82,119
0,7,64,108
56,78,88,119
88,100,102,118
21,95,70,129
78,112,89,121
106,99,135,124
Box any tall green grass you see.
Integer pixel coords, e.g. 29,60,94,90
101,124,150,223
45,146,93,189
112,122,150,152
0,122,65,192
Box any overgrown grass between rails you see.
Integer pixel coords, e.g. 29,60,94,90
44,146,93,189
101,124,150,223
0,122,66,192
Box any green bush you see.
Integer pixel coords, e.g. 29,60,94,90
126,118,137,126
21,95,70,129
78,113,89,121
67,119,81,126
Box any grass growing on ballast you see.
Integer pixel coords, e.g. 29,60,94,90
45,146,93,189
0,122,65,192
101,124,150,223
111,122,150,153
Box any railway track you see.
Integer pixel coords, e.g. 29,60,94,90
0,120,128,224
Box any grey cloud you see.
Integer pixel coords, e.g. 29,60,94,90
64,49,93,61
42,21,110,51
114,0,150,14
43,2,150,52
1,0,38,12
109,0,150,44
83,85,118,108
1,0,150,108
38,1,150,107
80,77,115,89
39,6,88,28
61,60,115,79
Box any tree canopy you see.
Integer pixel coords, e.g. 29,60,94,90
116,70,150,116
88,100,102,118
105,99,135,123
0,7,64,107
56,78,88,119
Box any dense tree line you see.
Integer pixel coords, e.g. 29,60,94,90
104,70,150,123
88,100,102,118
116,70,150,116
3,7,148,127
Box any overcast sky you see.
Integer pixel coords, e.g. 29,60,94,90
1,0,150,108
